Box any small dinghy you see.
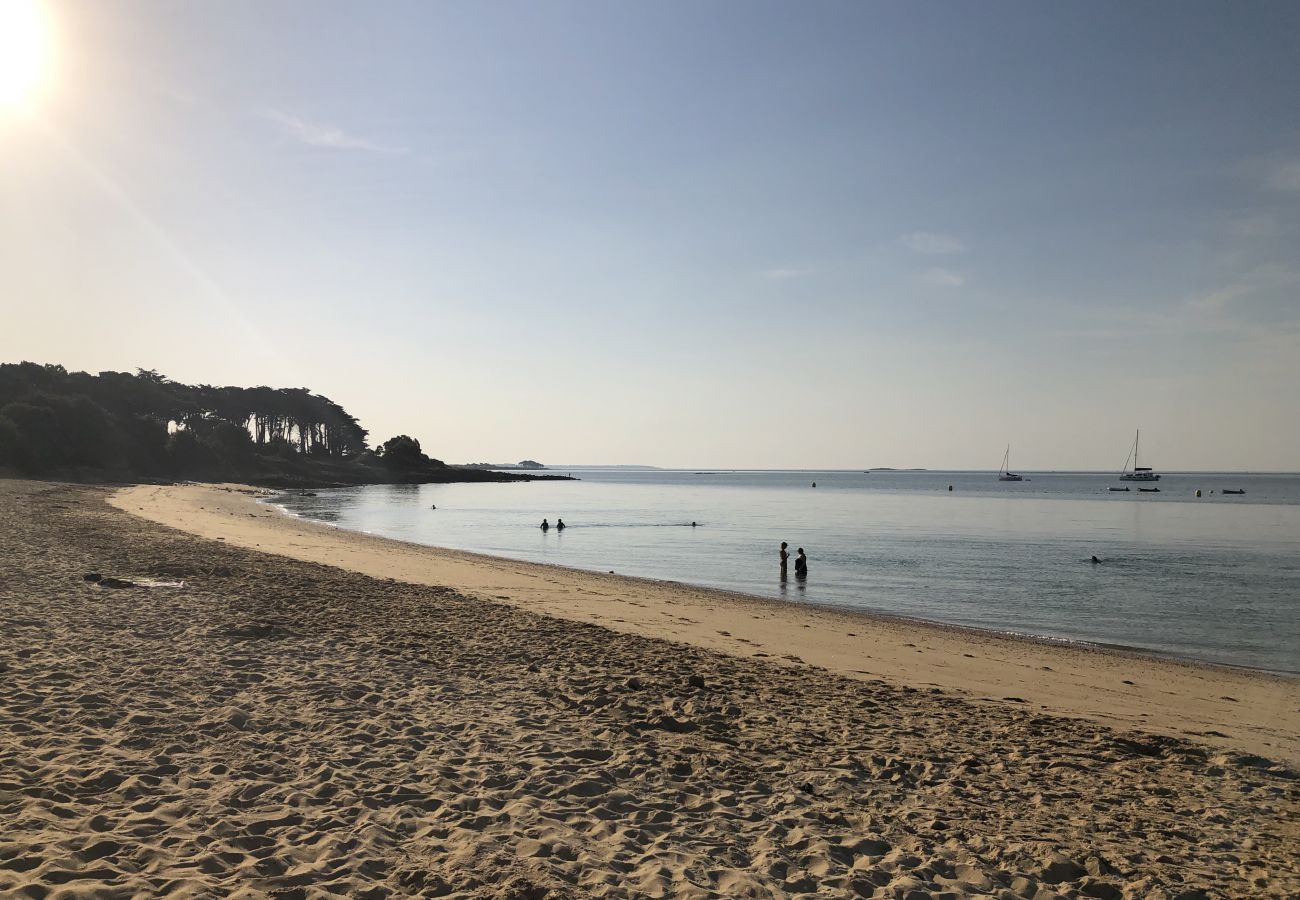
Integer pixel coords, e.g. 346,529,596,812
1139,487,1160,493
1109,487,1130,492
1222,489,1246,495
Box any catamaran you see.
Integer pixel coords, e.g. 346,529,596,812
998,445,1024,482
1119,430,1160,482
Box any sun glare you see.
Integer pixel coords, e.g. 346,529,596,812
0,0,53,110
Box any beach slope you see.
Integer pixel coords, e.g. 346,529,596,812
116,483,1300,764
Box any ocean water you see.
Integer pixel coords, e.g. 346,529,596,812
271,469,1300,674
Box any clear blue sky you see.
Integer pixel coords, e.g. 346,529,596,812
2,1,1298,469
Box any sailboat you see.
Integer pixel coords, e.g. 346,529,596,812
998,445,1024,482
1119,430,1160,482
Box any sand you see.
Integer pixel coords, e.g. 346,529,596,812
1,479,1297,898
116,483,1299,766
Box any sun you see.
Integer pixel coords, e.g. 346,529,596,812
0,0,54,111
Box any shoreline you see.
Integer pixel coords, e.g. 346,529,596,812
6,478,1298,897
114,482,1300,765
266,489,1300,680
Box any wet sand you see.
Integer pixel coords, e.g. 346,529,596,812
2,478,1297,898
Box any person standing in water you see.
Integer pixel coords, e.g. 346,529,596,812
779,541,789,576
540,518,550,531
794,548,808,578
556,519,566,531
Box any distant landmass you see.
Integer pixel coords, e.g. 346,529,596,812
548,464,663,470
460,460,547,470
0,361,570,488
867,467,929,472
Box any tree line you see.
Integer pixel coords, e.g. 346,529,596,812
0,361,427,481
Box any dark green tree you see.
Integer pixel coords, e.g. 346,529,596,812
378,435,430,469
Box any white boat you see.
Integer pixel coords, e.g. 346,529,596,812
998,445,1024,482
1119,430,1160,482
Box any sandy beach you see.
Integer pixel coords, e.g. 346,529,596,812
117,483,1300,766
2,479,1297,898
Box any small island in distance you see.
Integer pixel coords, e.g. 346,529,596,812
0,361,570,488
459,460,548,470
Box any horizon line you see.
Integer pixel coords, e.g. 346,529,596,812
489,465,1300,476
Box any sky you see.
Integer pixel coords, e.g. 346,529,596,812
1,0,1298,470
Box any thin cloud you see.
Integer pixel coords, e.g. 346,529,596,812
758,268,804,280
1240,153,1300,193
1224,213,1286,239
920,267,964,288
1187,263,1300,314
1187,283,1255,314
1265,158,1300,192
900,231,966,254
260,109,408,155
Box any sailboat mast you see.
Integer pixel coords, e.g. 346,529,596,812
1135,430,1140,470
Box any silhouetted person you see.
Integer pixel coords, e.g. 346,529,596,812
811,481,817,488
691,521,698,527
1091,555,1100,564
795,548,808,578
556,518,566,531
779,541,789,575
540,519,549,531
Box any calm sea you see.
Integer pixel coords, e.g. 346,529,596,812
271,469,1300,674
